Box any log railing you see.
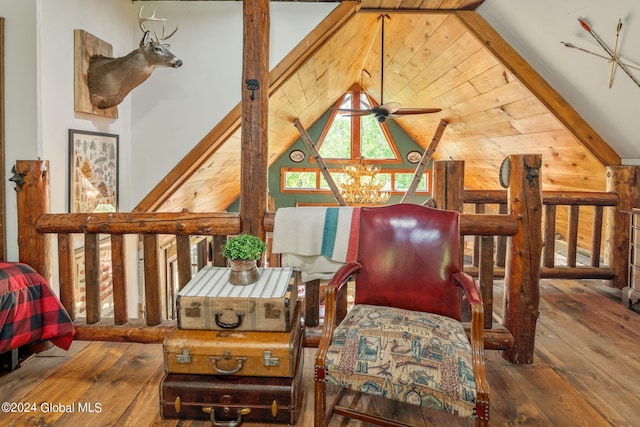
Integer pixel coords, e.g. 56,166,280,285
14,159,638,364
35,211,241,342
462,190,620,281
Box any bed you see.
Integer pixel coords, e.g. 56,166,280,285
0,262,75,358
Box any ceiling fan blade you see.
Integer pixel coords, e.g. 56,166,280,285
335,108,373,117
392,107,443,115
339,113,373,118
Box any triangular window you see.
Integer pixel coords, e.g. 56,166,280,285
317,86,399,162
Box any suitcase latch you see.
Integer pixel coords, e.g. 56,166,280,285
264,303,281,319
263,351,280,367
185,303,201,318
176,348,192,364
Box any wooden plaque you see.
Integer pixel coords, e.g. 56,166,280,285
73,29,118,118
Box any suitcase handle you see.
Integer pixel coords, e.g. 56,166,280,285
204,407,251,427
214,312,244,329
210,353,248,375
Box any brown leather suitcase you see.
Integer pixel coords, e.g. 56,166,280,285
177,266,296,332
164,303,302,377
159,347,304,424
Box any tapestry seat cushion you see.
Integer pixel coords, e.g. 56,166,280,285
324,304,477,417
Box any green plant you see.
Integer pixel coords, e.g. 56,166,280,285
222,234,266,260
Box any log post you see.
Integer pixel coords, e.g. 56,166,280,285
85,233,101,324
432,160,466,309
211,235,228,267
143,234,162,326
496,202,508,267
605,166,640,289
431,160,464,211
240,0,269,240
176,234,192,290
503,154,543,364
542,204,557,267
15,160,51,283
111,234,128,325
57,233,75,319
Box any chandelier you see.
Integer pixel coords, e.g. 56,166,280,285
338,158,390,205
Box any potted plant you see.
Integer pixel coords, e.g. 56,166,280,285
222,234,266,285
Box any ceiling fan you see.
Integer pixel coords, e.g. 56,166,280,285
336,14,442,123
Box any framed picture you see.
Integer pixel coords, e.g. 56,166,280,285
289,149,305,163
69,129,119,213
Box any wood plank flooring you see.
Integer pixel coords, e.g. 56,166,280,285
2,278,640,426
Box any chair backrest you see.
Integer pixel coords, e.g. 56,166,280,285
355,204,463,320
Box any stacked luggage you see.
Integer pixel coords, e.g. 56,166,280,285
160,266,304,425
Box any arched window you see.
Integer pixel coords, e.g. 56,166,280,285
280,85,431,199
317,85,400,163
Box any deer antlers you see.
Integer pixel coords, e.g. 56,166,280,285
138,6,178,42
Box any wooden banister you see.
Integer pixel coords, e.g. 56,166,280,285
36,212,241,235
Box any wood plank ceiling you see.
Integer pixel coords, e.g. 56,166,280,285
135,0,620,214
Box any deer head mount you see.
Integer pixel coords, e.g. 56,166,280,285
87,7,183,109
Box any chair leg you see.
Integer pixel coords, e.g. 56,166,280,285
475,400,490,427
314,365,327,427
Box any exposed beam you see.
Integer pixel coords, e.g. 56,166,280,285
240,0,270,237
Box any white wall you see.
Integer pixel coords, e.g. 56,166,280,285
130,1,337,205
40,0,134,213
1,0,38,261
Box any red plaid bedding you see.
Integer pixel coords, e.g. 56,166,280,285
0,262,75,353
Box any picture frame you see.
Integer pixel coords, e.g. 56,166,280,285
289,149,305,163
69,129,119,213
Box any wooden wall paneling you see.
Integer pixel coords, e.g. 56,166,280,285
455,11,620,167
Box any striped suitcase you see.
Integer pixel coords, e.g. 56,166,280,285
176,266,296,332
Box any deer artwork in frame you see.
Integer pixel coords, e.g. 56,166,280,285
74,7,183,118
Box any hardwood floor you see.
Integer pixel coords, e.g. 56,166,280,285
2,278,640,426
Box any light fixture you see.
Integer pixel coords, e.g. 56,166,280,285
338,157,390,205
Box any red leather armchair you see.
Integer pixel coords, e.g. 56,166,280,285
314,204,489,426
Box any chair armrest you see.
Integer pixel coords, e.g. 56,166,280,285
315,262,361,369
452,271,482,307
452,271,490,409
326,262,362,290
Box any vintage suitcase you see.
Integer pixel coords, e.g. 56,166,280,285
159,351,304,424
176,266,296,332
164,303,302,377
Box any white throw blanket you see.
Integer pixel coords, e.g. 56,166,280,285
272,207,360,281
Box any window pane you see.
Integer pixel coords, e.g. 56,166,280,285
284,171,317,189
360,94,394,159
378,173,392,191
319,96,352,159
320,172,347,189
394,173,428,191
